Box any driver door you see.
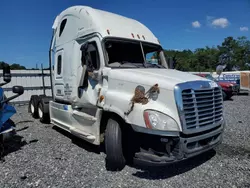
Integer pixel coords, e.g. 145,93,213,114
71,37,103,138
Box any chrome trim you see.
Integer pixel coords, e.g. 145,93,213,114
174,80,224,134
131,124,180,137
180,123,224,156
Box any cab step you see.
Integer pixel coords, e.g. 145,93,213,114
70,127,96,142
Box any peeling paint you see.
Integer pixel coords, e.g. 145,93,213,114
124,84,160,116
96,88,102,105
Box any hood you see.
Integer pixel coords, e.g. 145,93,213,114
218,81,235,87
106,68,208,90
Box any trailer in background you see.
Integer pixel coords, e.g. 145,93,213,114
217,73,240,85
216,71,250,92
240,71,250,91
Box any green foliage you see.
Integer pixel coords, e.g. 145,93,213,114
10,63,26,70
165,36,250,71
0,61,9,69
0,61,26,70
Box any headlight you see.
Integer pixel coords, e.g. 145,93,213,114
143,110,180,131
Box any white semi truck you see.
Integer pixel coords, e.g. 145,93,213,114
28,5,225,171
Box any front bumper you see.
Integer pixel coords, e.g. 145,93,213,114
133,122,224,166
224,85,240,95
0,127,16,142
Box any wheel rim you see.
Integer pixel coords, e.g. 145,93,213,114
38,107,43,118
31,104,34,114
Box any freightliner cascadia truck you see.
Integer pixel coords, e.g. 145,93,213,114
28,5,225,171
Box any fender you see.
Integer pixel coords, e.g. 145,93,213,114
0,104,16,133
0,104,16,125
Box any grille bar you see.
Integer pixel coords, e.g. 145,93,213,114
181,87,223,131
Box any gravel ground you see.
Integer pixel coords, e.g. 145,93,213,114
0,94,250,188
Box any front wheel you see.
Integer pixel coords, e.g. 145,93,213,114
104,118,126,171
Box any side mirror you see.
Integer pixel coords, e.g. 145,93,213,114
12,85,24,95
92,70,101,81
3,64,11,83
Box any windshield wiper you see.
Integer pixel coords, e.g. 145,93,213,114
119,61,140,68
144,62,162,68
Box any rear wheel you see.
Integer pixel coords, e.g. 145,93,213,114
104,117,126,171
38,102,50,123
29,95,40,118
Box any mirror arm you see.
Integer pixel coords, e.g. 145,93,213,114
0,82,7,87
1,94,21,104
91,70,101,81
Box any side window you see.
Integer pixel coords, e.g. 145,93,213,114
59,19,67,37
82,42,100,71
57,55,62,75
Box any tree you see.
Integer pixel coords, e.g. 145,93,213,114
10,63,26,70
164,36,250,72
0,61,26,70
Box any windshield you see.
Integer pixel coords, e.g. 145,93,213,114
104,39,167,68
205,74,217,81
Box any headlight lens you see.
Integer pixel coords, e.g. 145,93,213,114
143,110,180,131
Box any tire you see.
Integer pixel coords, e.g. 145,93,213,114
0,119,15,160
104,117,126,171
1,119,16,141
29,95,40,118
0,135,4,160
28,96,35,113
38,102,50,123
222,91,227,101
6,119,15,128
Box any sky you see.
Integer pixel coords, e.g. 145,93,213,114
0,0,249,69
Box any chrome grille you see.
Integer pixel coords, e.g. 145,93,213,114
181,87,223,130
